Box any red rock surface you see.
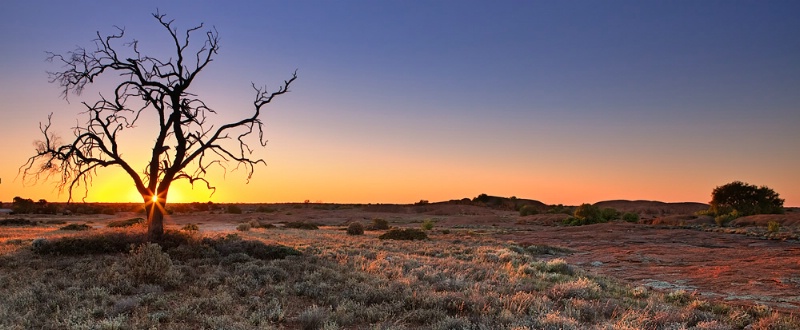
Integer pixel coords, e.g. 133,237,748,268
502,222,800,312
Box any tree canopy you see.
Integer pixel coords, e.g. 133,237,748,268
709,181,784,216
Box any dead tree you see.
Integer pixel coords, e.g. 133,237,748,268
20,12,297,240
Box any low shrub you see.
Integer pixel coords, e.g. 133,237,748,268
519,204,540,216
181,223,199,231
368,218,389,230
248,220,276,229
44,220,67,225
60,223,91,231
622,212,640,222
767,221,781,233
227,204,243,214
284,222,319,230
421,219,435,231
715,211,739,227
600,207,620,221
124,243,174,284
0,218,37,226
202,235,301,260
347,222,365,235
31,230,196,255
378,228,428,240
107,217,144,228
236,223,251,231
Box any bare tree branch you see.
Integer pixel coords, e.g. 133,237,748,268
21,13,296,239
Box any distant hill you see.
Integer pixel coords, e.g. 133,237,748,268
440,194,547,211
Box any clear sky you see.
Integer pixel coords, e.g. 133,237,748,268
1,1,798,206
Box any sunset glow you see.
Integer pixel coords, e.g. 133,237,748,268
1,1,798,206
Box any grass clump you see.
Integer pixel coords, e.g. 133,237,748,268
107,217,144,228
236,223,251,231
767,221,781,233
378,228,428,240
346,222,365,235
60,223,91,231
284,222,319,230
421,218,435,231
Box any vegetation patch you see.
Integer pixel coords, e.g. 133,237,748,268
367,218,390,230
346,222,365,235
107,217,144,228
378,228,428,240
0,218,37,226
284,222,319,230
60,223,91,231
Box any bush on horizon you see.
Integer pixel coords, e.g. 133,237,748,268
708,181,784,216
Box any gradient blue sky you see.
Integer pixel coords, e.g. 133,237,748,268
1,1,799,205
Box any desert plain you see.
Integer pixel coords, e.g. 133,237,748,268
1,198,799,329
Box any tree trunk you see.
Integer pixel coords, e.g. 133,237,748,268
145,199,165,241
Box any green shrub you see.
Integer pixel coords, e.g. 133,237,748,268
378,228,428,240
421,219,435,230
715,210,739,227
284,222,319,230
519,205,539,216
709,181,784,216
60,223,91,231
767,221,781,233
227,204,243,214
600,207,620,221
107,217,144,228
622,212,640,222
563,203,608,226
368,218,389,230
347,222,365,235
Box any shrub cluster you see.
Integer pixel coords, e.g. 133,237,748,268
60,223,91,231
378,228,428,240
284,222,319,230
346,222,365,235
563,204,620,226
519,204,540,216
622,212,640,222
227,204,243,214
107,217,144,228
0,218,38,226
367,218,389,230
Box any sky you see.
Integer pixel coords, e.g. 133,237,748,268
1,1,799,206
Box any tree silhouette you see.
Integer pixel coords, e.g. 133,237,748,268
20,12,297,240
709,181,784,216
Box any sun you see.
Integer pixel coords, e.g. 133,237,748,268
151,195,159,203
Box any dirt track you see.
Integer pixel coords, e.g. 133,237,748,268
502,222,800,311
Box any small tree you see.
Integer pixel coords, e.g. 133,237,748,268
709,181,784,216
20,13,296,240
